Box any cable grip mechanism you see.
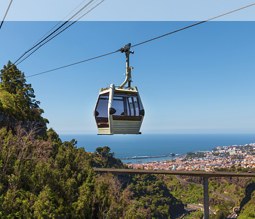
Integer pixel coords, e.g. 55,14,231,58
119,43,134,88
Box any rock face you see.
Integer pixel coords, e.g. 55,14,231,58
0,110,47,136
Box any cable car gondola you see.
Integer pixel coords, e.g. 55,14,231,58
94,43,145,135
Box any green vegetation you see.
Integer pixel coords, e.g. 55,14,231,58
184,211,203,219
0,127,93,218
1,62,255,218
92,146,123,168
0,125,186,218
164,174,255,218
0,62,185,218
0,61,48,135
165,175,203,204
239,192,255,219
185,152,206,159
128,174,184,218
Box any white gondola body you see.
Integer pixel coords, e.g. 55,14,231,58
94,85,144,135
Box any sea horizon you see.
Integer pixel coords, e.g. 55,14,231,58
60,133,255,163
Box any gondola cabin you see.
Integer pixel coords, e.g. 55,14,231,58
94,85,144,134
94,43,145,135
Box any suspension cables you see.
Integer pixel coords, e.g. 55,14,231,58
14,0,104,66
0,0,14,30
131,2,255,48
26,2,255,78
26,50,119,78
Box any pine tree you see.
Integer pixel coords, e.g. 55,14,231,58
0,61,40,112
0,61,48,133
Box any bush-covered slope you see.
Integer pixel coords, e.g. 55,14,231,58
0,62,186,218
2,61,254,218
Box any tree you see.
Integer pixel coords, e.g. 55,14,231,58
0,61,48,134
1,61,36,99
1,61,39,108
93,146,123,168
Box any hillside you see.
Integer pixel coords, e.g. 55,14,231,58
0,62,186,218
1,62,255,218
164,175,255,218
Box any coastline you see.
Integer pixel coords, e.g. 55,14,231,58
61,133,255,163
127,143,255,172
121,153,179,164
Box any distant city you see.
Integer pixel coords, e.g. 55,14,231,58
129,143,255,172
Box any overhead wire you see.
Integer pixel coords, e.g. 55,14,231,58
14,0,104,65
26,50,119,78
0,0,14,30
16,0,104,66
14,0,95,64
31,0,92,43
24,2,255,79
23,0,91,55
132,2,255,48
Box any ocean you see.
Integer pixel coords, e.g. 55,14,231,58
60,134,255,163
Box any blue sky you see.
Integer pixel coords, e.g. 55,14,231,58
2,0,255,21
1,20,255,134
